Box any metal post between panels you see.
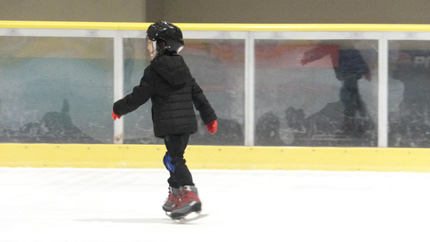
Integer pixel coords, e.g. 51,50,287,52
113,32,124,144
245,32,255,146
378,38,389,148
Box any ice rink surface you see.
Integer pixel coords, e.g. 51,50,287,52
1,167,430,242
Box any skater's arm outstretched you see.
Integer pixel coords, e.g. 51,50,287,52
113,68,155,117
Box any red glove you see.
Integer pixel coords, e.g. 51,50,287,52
112,110,122,121
206,120,217,134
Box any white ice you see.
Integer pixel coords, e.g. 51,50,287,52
1,167,430,242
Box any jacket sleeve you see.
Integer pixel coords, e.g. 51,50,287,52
113,68,155,116
191,79,217,124
302,45,339,66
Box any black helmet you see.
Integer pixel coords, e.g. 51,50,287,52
147,21,184,53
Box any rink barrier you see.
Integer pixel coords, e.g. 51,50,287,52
2,22,430,172
1,144,430,172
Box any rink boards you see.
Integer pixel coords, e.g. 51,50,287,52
1,143,430,172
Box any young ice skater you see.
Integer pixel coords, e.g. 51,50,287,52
112,21,217,219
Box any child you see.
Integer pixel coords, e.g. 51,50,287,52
112,21,217,219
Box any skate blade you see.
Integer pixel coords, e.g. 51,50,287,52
172,211,206,223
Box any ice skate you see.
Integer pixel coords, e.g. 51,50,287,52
170,185,202,221
162,187,180,216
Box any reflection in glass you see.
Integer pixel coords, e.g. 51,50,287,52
254,40,378,147
0,37,114,143
389,41,430,147
122,38,156,144
123,39,245,145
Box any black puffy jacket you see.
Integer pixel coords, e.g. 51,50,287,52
113,53,217,138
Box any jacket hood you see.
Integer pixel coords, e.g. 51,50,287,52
150,54,190,88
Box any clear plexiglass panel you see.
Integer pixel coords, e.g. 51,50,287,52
389,40,430,147
0,36,114,143
122,39,245,145
254,39,378,147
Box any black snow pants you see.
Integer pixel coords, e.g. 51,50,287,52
163,133,194,188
